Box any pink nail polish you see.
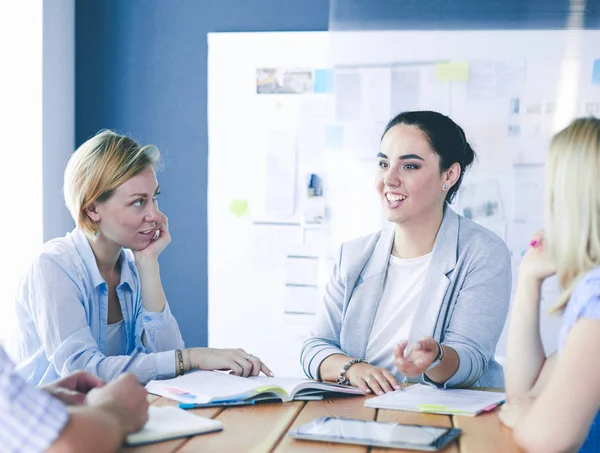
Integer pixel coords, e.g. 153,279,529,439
530,240,538,247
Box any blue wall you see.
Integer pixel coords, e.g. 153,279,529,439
74,1,330,347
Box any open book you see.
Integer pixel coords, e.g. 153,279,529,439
364,384,505,416
125,406,222,446
145,370,364,404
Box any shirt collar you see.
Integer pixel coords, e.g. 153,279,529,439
70,228,136,291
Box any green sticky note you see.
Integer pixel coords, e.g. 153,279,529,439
229,199,249,218
435,61,469,82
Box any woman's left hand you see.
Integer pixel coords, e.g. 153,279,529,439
134,212,171,262
498,396,534,429
394,338,439,378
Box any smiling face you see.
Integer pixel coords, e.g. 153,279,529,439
376,124,453,226
86,167,162,251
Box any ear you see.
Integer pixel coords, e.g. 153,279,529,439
442,162,461,190
84,202,101,223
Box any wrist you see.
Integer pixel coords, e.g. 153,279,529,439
336,358,365,385
190,348,205,370
517,269,546,287
426,341,444,371
135,256,159,271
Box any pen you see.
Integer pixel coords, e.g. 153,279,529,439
401,376,408,391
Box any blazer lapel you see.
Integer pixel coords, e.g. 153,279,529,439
344,226,395,360
409,208,459,344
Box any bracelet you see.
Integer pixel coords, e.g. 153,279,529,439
426,341,445,371
176,349,185,376
336,358,365,385
187,348,193,372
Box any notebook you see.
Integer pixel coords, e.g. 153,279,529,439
145,370,364,404
125,405,223,446
364,384,505,416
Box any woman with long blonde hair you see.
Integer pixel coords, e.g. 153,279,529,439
501,117,600,452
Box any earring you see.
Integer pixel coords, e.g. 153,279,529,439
443,184,449,190
94,221,100,237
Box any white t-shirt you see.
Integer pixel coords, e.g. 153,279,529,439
365,252,432,375
105,320,127,357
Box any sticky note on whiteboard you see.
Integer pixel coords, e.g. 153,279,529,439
435,61,469,82
592,59,600,85
229,199,249,218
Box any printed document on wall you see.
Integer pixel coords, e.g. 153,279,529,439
266,129,297,218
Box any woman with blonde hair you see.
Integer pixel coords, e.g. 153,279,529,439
8,130,271,385
501,117,600,452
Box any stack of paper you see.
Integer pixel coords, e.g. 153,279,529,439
364,384,505,416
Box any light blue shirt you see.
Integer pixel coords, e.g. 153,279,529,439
0,347,68,453
7,228,184,385
558,267,600,452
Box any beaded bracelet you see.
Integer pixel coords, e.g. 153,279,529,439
336,358,365,385
176,349,185,376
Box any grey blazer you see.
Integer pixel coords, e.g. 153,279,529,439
301,208,511,388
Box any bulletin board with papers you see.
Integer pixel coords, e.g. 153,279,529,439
207,30,600,377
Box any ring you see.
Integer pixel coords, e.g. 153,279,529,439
365,377,372,383
246,354,252,360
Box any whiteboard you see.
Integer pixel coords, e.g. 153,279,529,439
208,30,600,377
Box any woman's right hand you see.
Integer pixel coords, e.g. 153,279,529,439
518,231,556,283
191,348,274,377
345,362,400,395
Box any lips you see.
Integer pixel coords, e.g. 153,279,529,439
384,192,407,208
139,228,156,238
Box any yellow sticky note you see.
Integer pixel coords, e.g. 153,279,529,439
229,199,249,218
435,61,469,82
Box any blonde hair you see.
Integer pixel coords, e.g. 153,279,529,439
63,130,161,238
546,117,600,313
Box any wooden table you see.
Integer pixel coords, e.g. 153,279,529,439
123,392,522,453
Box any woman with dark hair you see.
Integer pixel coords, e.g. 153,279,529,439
301,111,511,393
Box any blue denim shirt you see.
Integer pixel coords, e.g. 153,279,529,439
7,229,184,385
559,267,600,453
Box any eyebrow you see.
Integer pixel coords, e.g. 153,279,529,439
377,152,424,161
129,185,160,198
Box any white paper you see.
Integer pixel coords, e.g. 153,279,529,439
467,59,525,101
285,256,319,286
335,70,362,122
266,129,297,218
361,66,392,122
284,284,319,315
365,384,505,416
390,69,421,115
513,164,545,224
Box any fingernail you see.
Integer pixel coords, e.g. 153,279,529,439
530,240,538,247
395,385,401,389
270,372,274,377
365,388,371,393
377,391,383,395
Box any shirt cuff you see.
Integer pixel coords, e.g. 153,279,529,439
155,350,177,380
307,346,344,380
142,303,174,330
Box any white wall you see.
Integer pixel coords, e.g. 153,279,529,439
0,1,44,341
